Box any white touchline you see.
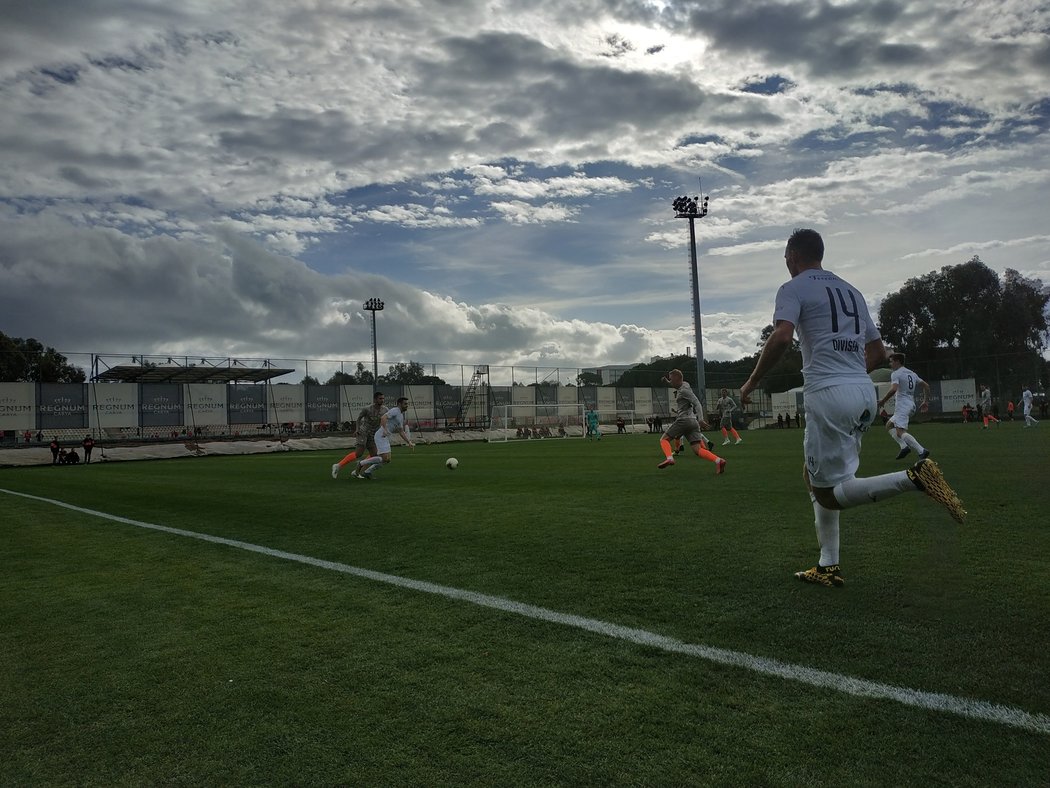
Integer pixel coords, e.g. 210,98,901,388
4,486,1048,736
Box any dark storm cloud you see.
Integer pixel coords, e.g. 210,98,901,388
681,0,929,77
416,31,780,142
0,0,195,78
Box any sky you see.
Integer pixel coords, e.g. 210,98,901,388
1,0,1048,385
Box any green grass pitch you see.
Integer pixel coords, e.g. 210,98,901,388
2,423,1049,785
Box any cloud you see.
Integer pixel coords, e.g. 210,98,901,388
0,0,1047,377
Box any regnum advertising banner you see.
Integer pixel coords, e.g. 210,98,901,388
0,382,35,430
931,378,976,415
139,384,183,427
596,387,617,413
38,383,87,429
184,384,228,426
615,387,635,413
339,385,374,423
489,386,511,408
404,385,435,422
651,387,672,416
228,385,266,425
267,385,305,424
88,383,138,429
634,387,653,415
305,385,340,423
434,385,461,422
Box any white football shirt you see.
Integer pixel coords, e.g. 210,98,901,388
772,268,880,393
891,366,924,413
383,406,406,435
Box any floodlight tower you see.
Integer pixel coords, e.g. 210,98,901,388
672,192,710,404
363,297,385,385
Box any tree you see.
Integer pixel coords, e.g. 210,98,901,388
300,375,320,386
379,361,447,386
325,363,373,386
575,371,603,387
750,324,803,394
0,332,86,382
879,256,1048,387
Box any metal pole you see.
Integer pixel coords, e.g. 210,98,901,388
370,311,378,384
688,216,706,403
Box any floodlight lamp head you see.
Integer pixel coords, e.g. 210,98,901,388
364,297,385,312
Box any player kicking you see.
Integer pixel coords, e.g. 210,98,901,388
656,369,726,474
354,396,414,479
331,390,386,479
742,229,965,588
876,353,931,460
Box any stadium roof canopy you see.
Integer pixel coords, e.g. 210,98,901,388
93,365,295,384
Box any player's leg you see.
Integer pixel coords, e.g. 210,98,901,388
687,424,726,473
807,387,964,522
887,420,909,458
797,465,843,587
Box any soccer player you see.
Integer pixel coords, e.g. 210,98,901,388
876,353,931,460
716,388,743,445
355,396,414,479
977,384,1000,429
585,408,601,440
331,390,386,479
1022,384,1040,427
656,369,726,474
741,229,965,588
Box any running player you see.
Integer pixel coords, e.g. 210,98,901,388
656,369,726,474
876,353,931,460
716,388,743,445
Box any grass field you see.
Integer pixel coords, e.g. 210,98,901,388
2,423,1049,785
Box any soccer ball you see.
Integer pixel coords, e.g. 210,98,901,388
445,457,459,470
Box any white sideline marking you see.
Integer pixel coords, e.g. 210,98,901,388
4,486,1049,736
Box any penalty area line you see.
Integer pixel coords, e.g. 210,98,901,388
3,486,1049,736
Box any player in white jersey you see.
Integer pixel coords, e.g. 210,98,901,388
976,384,1000,429
655,369,726,474
876,353,931,460
355,396,414,479
740,229,965,588
1022,385,1039,427
716,389,743,445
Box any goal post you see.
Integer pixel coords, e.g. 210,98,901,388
488,403,586,442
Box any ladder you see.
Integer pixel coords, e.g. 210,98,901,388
456,365,490,428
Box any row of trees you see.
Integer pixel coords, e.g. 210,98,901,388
0,333,85,383
877,257,1048,390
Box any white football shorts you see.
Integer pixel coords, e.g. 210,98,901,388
803,384,877,488
373,427,392,455
888,403,915,431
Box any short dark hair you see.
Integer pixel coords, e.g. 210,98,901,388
397,396,409,405
889,352,906,365
372,391,385,401
786,228,824,263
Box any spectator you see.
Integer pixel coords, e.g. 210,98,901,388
82,434,95,463
49,437,60,464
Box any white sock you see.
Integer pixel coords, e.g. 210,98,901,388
832,472,916,508
902,433,925,453
810,493,840,566
358,456,383,472
889,430,906,449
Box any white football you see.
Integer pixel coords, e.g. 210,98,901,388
445,457,459,470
